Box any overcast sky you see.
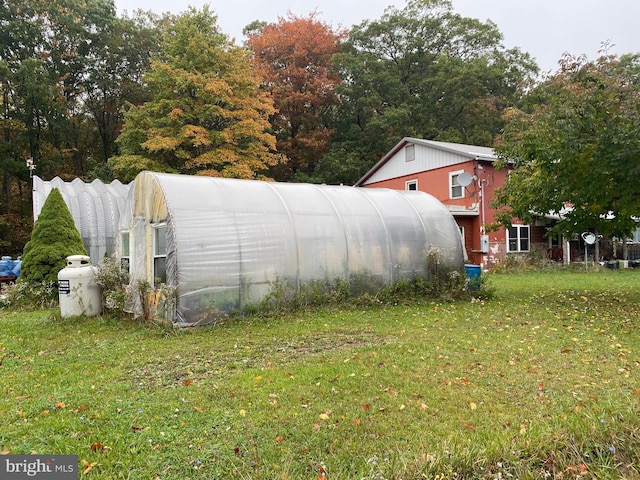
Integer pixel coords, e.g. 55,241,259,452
113,0,639,74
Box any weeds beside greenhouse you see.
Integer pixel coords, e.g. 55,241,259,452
2,251,488,322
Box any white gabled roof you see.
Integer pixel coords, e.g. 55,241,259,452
355,137,496,186
407,138,496,160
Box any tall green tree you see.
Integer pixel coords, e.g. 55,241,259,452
82,10,162,169
110,6,281,181
20,188,87,285
315,0,537,185
492,53,640,240
0,0,159,253
0,0,124,179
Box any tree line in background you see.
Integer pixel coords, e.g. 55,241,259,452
1,0,639,256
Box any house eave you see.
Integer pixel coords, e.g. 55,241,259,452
448,205,479,216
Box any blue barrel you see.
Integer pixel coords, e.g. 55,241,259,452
464,264,482,290
12,258,21,277
0,256,12,273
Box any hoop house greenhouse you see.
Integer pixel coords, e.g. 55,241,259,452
33,176,131,263
118,171,464,326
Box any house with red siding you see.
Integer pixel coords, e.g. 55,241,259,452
355,138,567,269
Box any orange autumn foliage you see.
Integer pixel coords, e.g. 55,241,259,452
247,12,346,180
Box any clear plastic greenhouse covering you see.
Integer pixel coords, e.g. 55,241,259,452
119,171,465,327
32,176,131,263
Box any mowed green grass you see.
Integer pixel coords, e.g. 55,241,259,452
1,270,640,479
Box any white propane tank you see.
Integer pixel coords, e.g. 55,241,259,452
58,255,102,318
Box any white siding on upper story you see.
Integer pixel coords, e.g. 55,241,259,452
362,144,471,185
355,138,496,187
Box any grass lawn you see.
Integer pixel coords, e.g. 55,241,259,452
1,270,640,479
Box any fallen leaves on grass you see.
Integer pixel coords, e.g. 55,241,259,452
81,459,98,474
90,442,110,453
73,404,89,413
566,463,588,475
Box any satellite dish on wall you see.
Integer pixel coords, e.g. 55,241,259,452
581,232,597,245
457,172,473,187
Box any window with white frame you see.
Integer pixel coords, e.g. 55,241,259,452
507,225,530,253
405,144,415,162
120,231,130,273
449,170,464,199
405,179,418,191
153,224,167,284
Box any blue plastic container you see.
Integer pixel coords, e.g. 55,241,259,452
12,258,21,277
464,264,482,290
0,257,13,276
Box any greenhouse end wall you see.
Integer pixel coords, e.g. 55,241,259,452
118,172,465,326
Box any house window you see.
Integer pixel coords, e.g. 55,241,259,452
406,179,418,191
405,144,415,162
153,224,167,284
507,225,530,253
120,231,130,273
450,170,464,199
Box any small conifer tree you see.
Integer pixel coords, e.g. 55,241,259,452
21,188,87,284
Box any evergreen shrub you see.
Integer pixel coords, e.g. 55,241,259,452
20,188,87,285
